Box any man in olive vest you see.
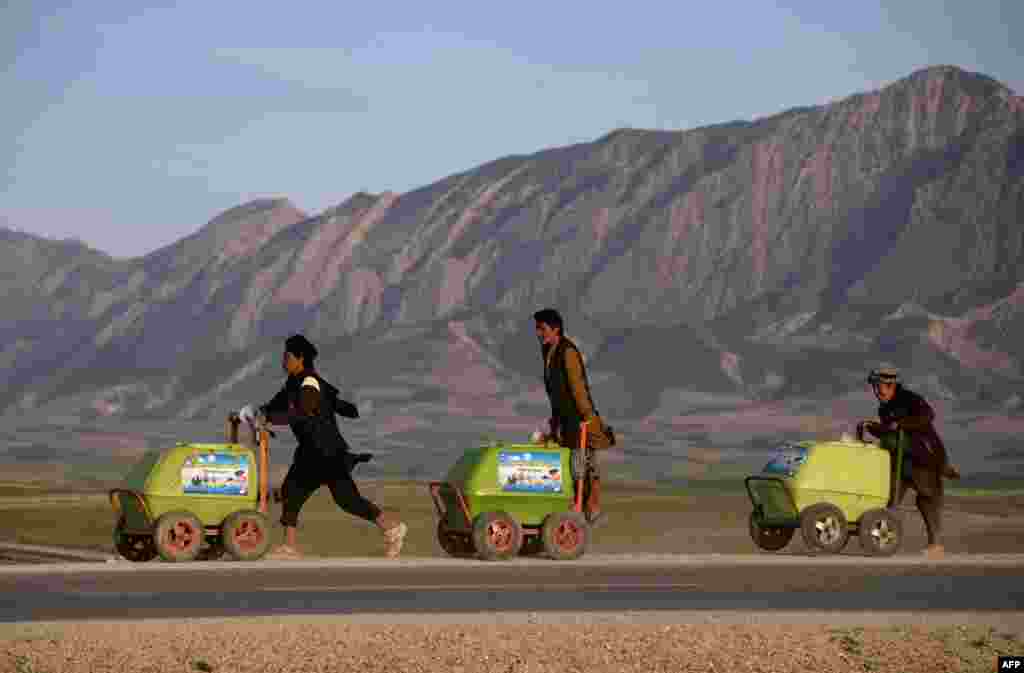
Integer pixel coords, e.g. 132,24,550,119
534,309,611,526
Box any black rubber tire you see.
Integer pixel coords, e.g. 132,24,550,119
221,510,272,561
113,517,158,562
748,511,795,552
195,537,226,561
858,508,903,557
800,503,849,554
471,511,523,561
519,533,545,556
540,511,589,561
436,520,475,558
153,511,204,562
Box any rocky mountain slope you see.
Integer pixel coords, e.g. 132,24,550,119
2,65,1022,483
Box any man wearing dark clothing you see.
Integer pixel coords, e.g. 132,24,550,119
238,334,407,559
534,308,612,526
860,366,960,558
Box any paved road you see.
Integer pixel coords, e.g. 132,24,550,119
0,542,114,565
2,554,1023,622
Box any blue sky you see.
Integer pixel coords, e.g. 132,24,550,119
2,0,1021,259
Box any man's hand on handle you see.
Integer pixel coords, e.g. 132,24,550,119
856,419,891,440
239,404,268,430
234,407,273,514
530,417,565,445
238,404,274,438
856,419,876,442
238,404,257,426
547,417,561,445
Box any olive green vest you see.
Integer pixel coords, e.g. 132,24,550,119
543,337,598,424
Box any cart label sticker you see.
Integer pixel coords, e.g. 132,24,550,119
498,450,562,493
763,443,808,476
182,453,250,495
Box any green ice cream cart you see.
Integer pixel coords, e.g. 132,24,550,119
109,414,273,562
430,425,596,561
745,428,908,556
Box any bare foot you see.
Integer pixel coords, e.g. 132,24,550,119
923,544,945,559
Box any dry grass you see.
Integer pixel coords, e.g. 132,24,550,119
927,625,1022,671
824,624,1022,673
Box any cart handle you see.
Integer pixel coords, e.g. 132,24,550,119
572,421,590,514
226,413,272,514
108,488,154,528
429,481,473,532
227,412,276,440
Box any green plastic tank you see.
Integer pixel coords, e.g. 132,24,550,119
750,438,891,524
746,431,908,556
113,442,260,530
431,440,591,561
436,441,573,530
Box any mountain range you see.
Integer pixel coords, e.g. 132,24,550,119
2,64,1022,487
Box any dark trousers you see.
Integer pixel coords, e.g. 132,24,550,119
279,455,382,527
895,479,943,545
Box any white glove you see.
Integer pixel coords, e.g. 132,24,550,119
238,404,258,426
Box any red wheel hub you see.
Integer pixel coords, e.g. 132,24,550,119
166,520,197,552
554,521,580,551
233,519,264,551
487,520,513,551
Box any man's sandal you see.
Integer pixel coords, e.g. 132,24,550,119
383,522,408,559
266,545,303,560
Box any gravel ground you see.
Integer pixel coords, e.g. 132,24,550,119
3,616,1022,673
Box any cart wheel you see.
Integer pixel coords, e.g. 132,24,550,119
748,511,794,552
541,511,589,561
519,533,544,556
195,537,226,561
153,511,204,562
858,508,902,557
113,517,157,562
436,520,474,558
471,511,523,561
222,510,272,561
800,503,849,554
